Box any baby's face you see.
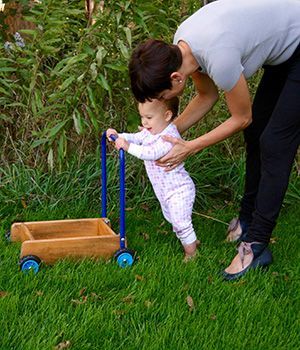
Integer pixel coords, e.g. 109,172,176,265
138,100,172,135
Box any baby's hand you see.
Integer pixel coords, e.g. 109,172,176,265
106,128,118,141
115,137,129,151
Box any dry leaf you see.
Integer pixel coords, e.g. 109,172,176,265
0,291,9,298
270,237,278,244
71,296,87,305
90,292,101,300
141,204,150,211
21,197,27,209
112,310,126,319
144,300,153,308
210,314,217,320
36,291,44,296
54,340,71,350
140,232,149,240
122,295,134,304
135,274,144,281
79,287,87,296
186,295,195,312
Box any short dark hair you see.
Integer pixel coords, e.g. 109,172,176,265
164,97,179,120
129,39,182,103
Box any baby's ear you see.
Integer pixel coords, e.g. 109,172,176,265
165,110,173,122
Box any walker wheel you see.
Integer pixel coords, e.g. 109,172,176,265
19,255,41,274
114,249,135,268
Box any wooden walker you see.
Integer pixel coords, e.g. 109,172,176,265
9,132,135,273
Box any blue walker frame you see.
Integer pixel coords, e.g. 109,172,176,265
101,132,135,268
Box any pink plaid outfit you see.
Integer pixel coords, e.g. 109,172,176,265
121,123,197,245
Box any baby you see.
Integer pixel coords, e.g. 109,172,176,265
107,98,198,261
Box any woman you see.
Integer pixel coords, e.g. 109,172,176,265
128,0,300,280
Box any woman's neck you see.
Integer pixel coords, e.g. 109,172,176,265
177,40,199,75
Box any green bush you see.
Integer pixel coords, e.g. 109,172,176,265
0,0,201,169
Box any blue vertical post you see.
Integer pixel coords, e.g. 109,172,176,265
119,149,126,249
101,132,107,218
101,132,126,250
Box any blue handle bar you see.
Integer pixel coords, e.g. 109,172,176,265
101,131,126,249
109,134,118,142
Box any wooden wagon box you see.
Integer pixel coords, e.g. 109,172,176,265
11,218,120,265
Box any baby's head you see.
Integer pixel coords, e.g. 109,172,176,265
138,97,179,135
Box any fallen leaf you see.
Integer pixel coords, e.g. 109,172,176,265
112,309,126,319
135,274,144,281
79,287,87,296
21,197,27,209
54,340,71,350
71,296,87,305
36,291,44,296
144,300,153,308
140,232,149,240
125,207,134,211
0,291,9,298
207,276,213,284
270,237,278,244
141,204,150,211
210,314,217,320
284,275,289,282
122,295,134,304
186,295,195,312
90,292,101,300
272,272,279,277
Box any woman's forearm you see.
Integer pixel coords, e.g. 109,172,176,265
174,93,218,134
189,113,252,153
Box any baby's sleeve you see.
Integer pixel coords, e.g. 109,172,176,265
128,137,173,161
120,130,145,145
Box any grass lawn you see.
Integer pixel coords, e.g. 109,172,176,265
0,203,299,350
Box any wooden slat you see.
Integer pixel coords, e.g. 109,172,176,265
11,223,34,242
22,218,102,239
20,235,120,264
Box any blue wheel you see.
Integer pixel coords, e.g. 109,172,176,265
115,249,135,268
19,255,41,274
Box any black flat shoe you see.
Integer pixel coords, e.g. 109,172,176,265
222,242,273,281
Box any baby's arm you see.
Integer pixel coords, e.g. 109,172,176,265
107,128,145,145
120,130,145,145
128,137,173,161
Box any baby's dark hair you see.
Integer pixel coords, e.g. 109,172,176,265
163,97,179,120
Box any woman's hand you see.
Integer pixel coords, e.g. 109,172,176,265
155,135,195,171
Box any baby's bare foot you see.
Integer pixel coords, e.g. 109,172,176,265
183,250,198,263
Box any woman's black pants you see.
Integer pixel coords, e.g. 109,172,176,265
239,45,300,244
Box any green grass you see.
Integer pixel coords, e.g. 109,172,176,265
0,203,299,350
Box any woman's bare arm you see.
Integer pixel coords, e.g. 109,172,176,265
174,71,219,134
157,73,252,170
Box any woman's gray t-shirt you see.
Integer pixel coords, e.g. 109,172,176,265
173,0,300,91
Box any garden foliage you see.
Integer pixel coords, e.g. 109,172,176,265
0,0,199,169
